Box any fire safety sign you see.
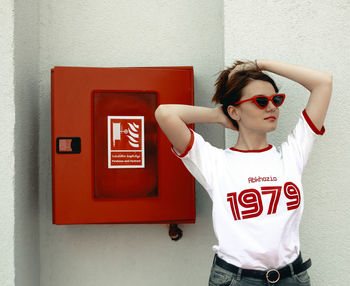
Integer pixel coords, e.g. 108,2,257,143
107,116,145,168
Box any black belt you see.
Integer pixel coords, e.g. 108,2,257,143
215,253,312,284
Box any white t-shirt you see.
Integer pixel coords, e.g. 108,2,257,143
172,109,325,270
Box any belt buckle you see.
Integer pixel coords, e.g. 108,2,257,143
266,268,280,284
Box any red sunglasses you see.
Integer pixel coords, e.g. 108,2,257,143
235,93,286,109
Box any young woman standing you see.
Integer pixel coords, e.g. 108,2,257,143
155,60,332,285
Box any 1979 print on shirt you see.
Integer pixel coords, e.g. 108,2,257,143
227,181,300,220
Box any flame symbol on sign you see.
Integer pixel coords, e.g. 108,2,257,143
126,122,140,148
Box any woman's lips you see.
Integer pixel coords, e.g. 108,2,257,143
264,116,276,120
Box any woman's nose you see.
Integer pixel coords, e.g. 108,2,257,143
266,100,276,112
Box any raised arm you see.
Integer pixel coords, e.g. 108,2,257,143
257,60,333,130
155,105,235,154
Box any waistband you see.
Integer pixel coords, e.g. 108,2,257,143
214,253,312,284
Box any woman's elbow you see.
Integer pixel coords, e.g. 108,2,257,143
155,104,169,123
324,73,333,85
315,73,333,90
327,73,333,83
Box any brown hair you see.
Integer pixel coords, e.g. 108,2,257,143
212,61,279,130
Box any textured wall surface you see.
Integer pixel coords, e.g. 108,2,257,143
3,1,347,285
224,1,350,285
13,0,40,285
39,1,223,285
0,1,15,286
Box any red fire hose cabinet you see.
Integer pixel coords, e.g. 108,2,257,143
51,66,195,224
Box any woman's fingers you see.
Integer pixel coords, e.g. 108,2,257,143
229,60,258,79
235,61,256,72
216,106,238,131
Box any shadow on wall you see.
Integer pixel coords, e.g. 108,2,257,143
13,0,40,284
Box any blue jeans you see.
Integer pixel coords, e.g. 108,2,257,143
208,254,311,286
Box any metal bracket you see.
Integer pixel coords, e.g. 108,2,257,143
168,224,183,241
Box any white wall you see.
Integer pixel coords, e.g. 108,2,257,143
3,1,348,285
0,0,15,285
13,0,40,285
0,1,41,286
39,1,223,286
224,1,350,285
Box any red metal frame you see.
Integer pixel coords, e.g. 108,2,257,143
51,66,195,224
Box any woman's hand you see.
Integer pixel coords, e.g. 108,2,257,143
228,60,260,79
215,106,237,131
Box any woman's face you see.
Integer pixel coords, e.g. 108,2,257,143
231,80,280,134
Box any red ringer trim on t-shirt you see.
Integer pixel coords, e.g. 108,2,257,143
171,128,195,158
302,109,325,135
229,144,273,153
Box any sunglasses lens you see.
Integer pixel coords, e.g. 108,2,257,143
272,95,284,106
255,97,268,107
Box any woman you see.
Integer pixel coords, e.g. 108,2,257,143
155,60,332,285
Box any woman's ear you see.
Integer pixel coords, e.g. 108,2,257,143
227,105,240,121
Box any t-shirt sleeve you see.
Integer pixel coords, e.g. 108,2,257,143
171,128,221,198
280,109,325,175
